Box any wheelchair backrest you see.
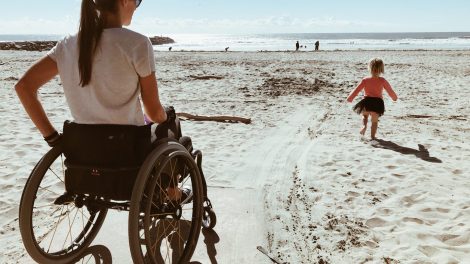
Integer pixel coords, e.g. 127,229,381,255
62,120,152,168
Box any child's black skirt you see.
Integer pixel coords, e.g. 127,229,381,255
353,97,385,116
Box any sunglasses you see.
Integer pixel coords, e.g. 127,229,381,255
135,0,142,8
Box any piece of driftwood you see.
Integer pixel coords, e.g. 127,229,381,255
189,75,224,80
177,112,251,124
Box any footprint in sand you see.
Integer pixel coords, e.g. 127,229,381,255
377,208,393,216
363,240,379,248
14,150,26,156
436,232,470,246
435,234,460,243
418,245,440,257
347,191,360,197
420,208,433,212
402,217,424,224
365,217,388,228
436,207,450,213
401,193,425,206
391,173,405,179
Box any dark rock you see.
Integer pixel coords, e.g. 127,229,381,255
0,41,57,51
149,36,175,45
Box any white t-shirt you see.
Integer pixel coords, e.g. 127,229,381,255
48,28,156,125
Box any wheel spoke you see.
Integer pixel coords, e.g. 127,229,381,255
38,185,62,197
150,219,172,254
48,167,65,184
62,206,80,251
46,205,67,253
173,221,187,246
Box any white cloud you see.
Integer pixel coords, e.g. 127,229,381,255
0,16,78,35
0,15,392,35
131,15,385,34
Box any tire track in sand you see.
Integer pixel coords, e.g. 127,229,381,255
228,103,331,262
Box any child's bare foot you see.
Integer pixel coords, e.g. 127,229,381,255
360,126,367,135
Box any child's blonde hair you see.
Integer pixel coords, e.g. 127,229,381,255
368,58,384,77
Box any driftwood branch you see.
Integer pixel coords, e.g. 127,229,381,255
189,75,224,80
177,112,251,124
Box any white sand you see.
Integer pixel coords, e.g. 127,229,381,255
1,50,470,263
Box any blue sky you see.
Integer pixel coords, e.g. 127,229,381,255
0,0,469,35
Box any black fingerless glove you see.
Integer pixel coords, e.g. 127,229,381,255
165,106,176,123
44,131,62,147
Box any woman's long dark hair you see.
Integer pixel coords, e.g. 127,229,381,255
78,0,117,86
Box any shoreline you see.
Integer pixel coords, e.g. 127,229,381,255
153,49,470,52
2,47,470,53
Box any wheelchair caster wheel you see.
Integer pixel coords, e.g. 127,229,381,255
202,207,216,229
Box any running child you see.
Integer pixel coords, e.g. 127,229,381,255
347,58,398,139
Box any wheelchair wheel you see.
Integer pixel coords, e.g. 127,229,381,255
19,146,107,264
202,207,217,230
129,141,203,264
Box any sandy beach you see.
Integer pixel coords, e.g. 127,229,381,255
1,49,470,263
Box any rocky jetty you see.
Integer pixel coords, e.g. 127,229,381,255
149,36,175,45
0,41,57,51
0,36,175,51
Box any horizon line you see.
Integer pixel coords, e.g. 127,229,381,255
1,31,470,36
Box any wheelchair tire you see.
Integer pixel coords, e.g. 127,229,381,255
19,146,107,264
128,141,203,264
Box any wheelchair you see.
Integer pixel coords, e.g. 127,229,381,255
19,120,216,264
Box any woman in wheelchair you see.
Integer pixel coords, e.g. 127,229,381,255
15,0,215,263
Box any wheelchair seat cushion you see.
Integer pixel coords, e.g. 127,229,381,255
62,121,153,200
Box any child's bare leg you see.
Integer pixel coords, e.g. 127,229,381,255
360,112,369,135
167,172,181,200
167,187,181,200
370,112,379,139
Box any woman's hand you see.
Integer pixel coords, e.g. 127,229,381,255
164,106,176,123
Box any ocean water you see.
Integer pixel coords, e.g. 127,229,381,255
2,32,470,51
153,32,470,51
0,34,62,42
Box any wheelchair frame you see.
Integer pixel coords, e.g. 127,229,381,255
19,137,216,264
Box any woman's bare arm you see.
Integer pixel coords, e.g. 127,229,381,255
15,56,59,137
139,72,167,123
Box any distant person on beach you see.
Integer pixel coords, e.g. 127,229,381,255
347,58,398,139
296,41,300,51
15,0,187,201
315,41,320,51
225,47,229,52
169,46,172,51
